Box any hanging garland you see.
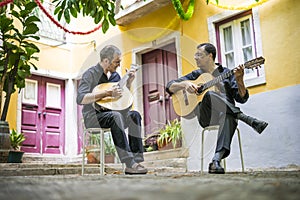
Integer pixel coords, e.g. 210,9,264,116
171,0,195,21
208,0,270,10
0,0,13,7
34,0,102,35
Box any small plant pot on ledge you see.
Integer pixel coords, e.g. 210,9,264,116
7,150,24,163
105,154,115,163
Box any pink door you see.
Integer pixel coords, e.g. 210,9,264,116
142,43,178,136
21,75,65,154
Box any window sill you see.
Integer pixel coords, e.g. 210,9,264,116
245,76,266,88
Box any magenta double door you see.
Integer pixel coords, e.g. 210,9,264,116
142,43,179,136
21,75,65,154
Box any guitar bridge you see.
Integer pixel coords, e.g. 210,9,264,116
182,90,189,106
197,85,204,95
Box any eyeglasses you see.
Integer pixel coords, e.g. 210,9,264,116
194,53,206,59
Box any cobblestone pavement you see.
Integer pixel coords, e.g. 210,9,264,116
0,171,299,200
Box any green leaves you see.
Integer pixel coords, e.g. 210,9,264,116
9,129,26,151
157,119,182,148
52,0,117,33
0,0,41,120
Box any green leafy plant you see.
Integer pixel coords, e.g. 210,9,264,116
86,133,116,155
0,1,40,121
104,134,116,155
9,129,26,151
52,0,117,33
157,118,182,149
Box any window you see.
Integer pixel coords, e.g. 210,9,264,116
46,83,61,109
22,79,38,105
208,9,266,87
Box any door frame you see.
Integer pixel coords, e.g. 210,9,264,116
131,31,182,138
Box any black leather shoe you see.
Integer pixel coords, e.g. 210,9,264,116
208,161,225,174
252,119,268,134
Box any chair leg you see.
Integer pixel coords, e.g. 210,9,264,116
236,128,245,172
82,130,85,176
223,159,226,171
201,129,204,174
100,129,105,176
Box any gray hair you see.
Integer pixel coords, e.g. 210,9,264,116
100,45,121,62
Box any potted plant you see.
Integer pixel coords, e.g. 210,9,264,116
157,118,183,150
85,133,117,164
104,134,116,163
86,133,101,164
7,129,26,163
143,133,159,152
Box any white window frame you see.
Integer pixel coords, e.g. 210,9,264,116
208,8,266,87
46,83,61,109
22,79,38,105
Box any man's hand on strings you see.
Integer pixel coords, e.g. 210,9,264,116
183,81,198,94
106,85,122,98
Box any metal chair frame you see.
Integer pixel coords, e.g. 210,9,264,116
82,127,111,176
201,125,245,173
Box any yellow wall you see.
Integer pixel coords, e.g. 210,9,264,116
257,0,300,92
118,0,300,95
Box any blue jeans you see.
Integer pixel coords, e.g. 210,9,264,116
95,109,144,164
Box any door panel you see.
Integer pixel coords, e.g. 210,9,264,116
142,43,178,136
21,75,65,154
21,78,41,153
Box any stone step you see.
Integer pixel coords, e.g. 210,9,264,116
0,160,186,176
0,148,188,176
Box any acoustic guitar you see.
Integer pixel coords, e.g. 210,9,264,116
93,64,140,111
171,57,265,117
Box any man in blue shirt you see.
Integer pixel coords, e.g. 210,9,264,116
77,45,147,174
166,43,268,174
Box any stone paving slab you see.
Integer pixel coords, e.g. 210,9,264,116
0,171,299,200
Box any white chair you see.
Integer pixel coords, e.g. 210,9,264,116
82,127,111,176
201,125,245,173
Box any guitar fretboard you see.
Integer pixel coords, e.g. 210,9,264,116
199,70,233,92
117,64,140,88
198,56,265,93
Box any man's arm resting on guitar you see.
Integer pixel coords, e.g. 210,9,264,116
168,81,198,94
80,90,110,105
81,86,123,104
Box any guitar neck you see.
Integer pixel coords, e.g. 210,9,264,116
118,72,130,88
201,69,233,91
200,57,265,91
117,64,140,88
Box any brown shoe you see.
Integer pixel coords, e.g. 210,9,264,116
125,163,148,175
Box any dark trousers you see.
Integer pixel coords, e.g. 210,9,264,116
95,109,144,164
195,91,242,159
